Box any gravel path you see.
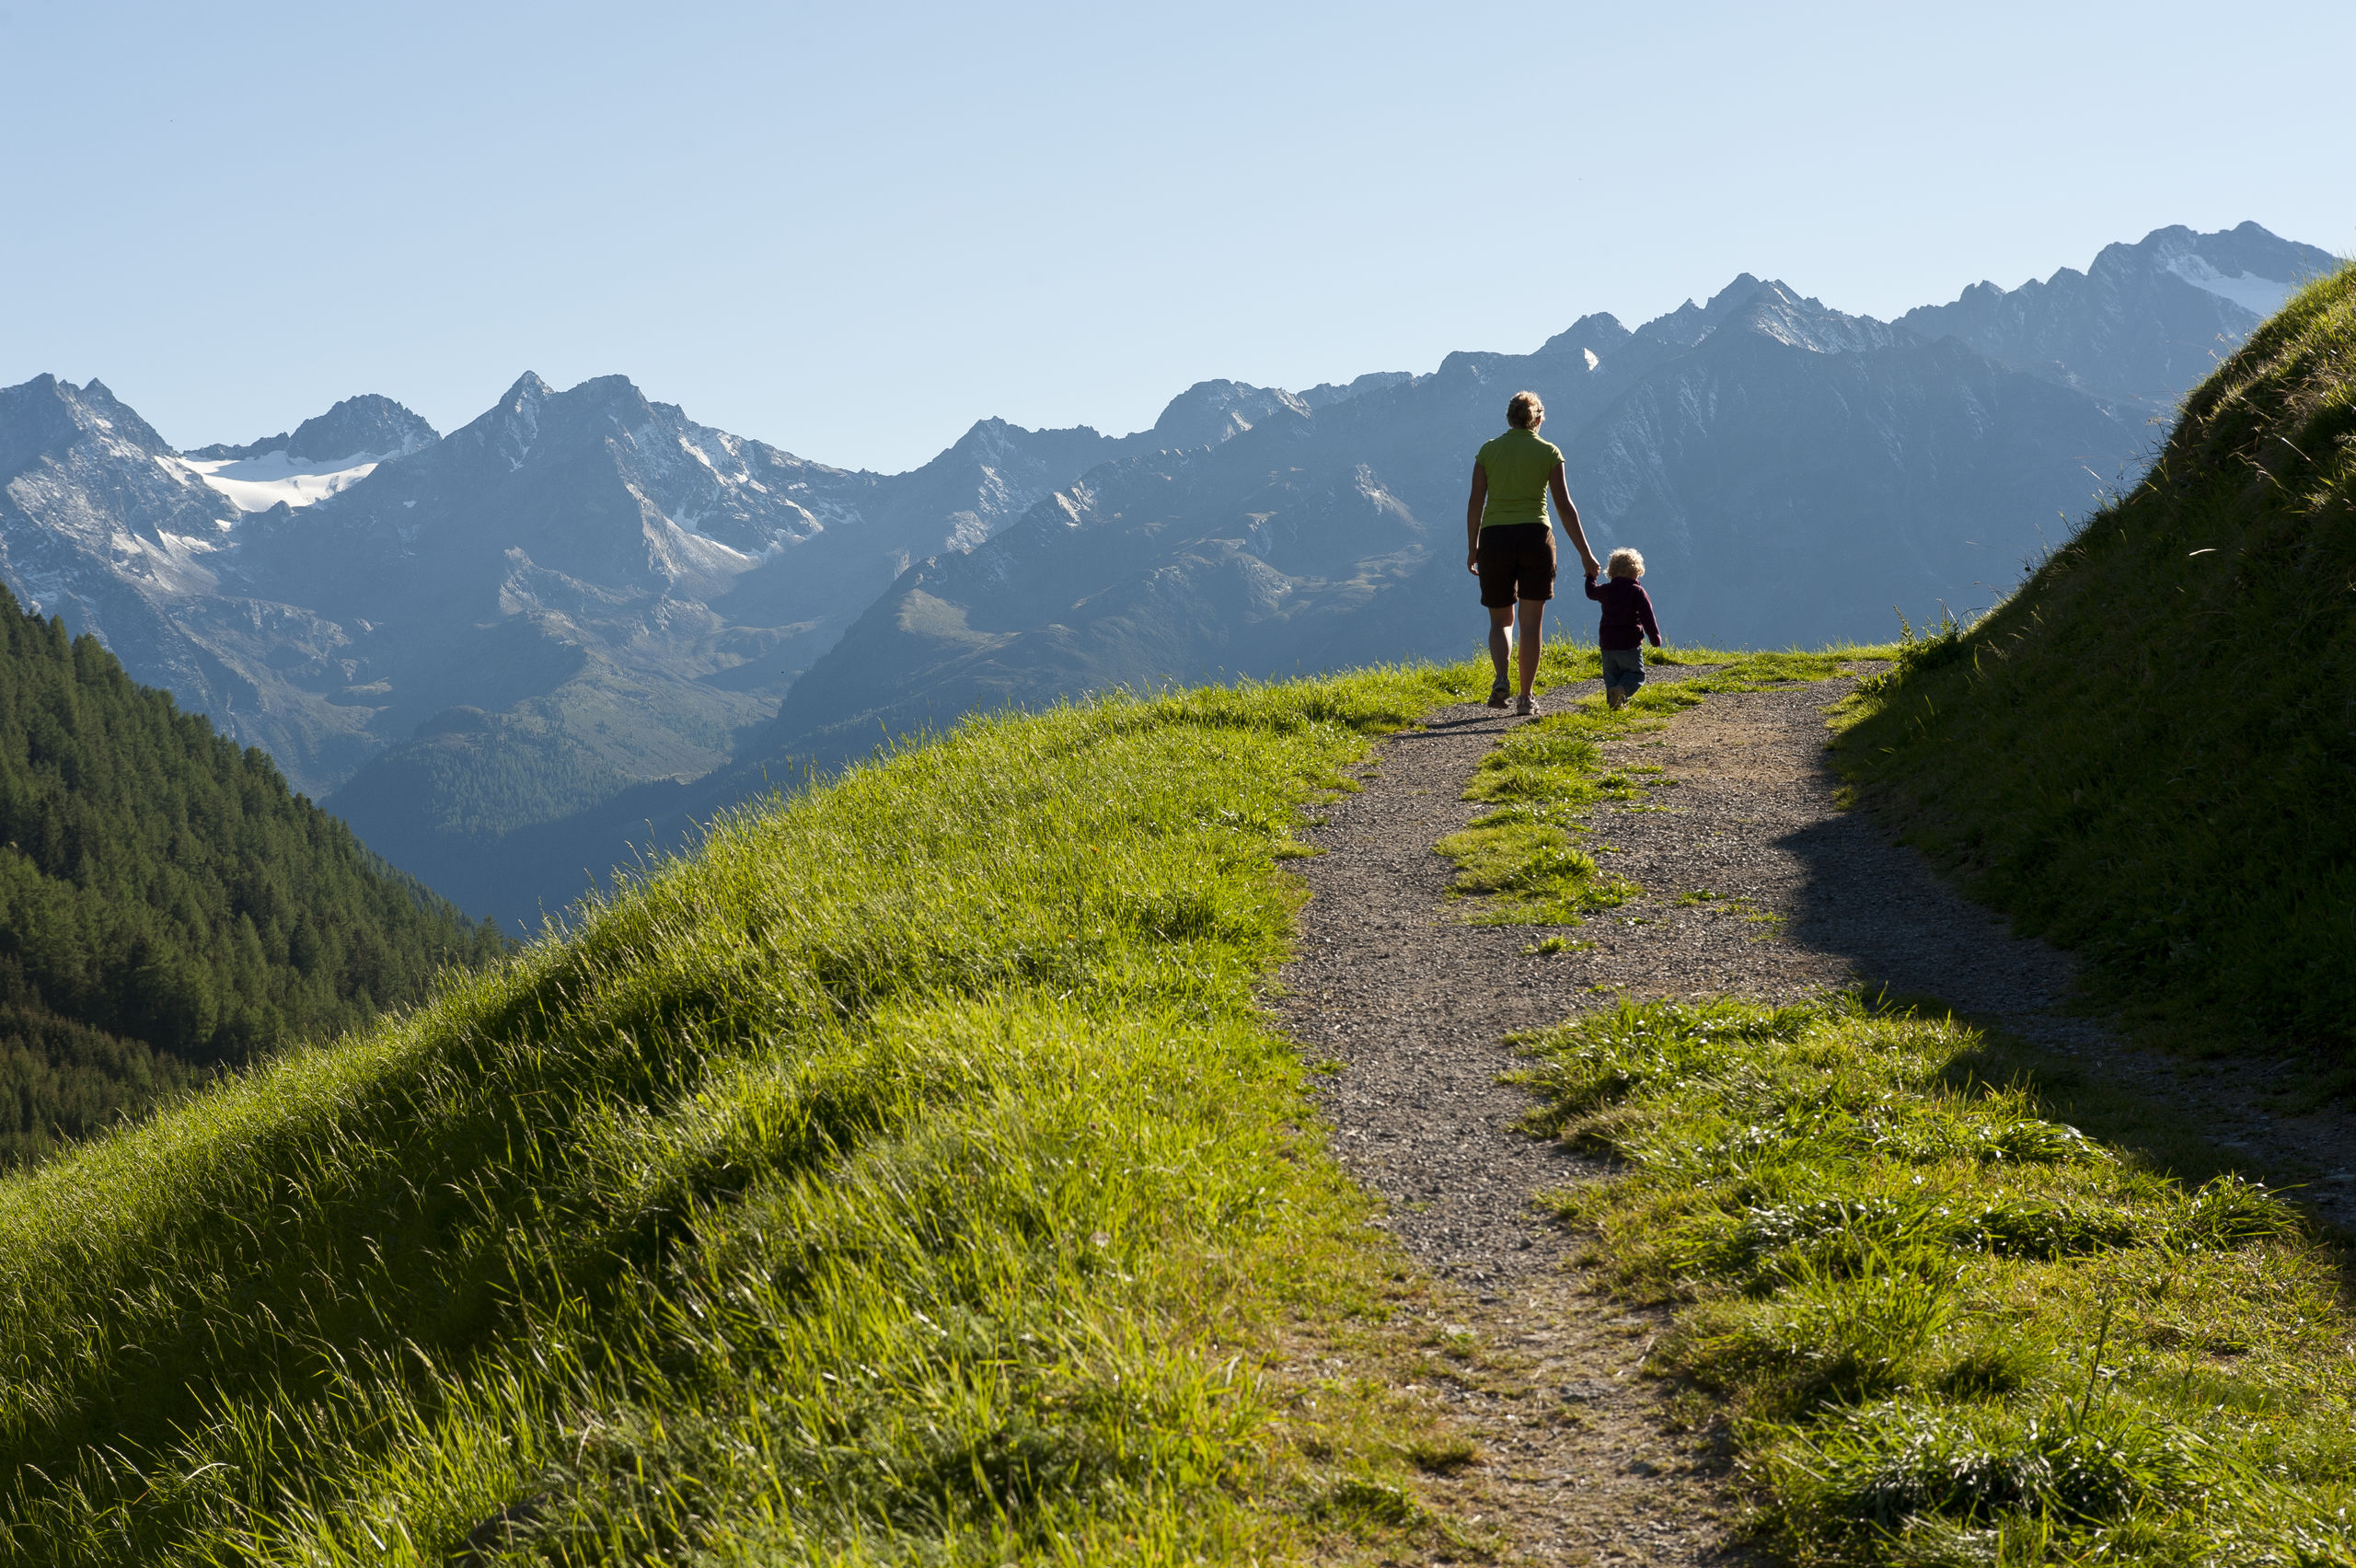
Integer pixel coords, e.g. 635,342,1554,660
1277,666,2356,1564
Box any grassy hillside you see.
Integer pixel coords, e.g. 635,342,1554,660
1527,997,2354,1565
0,665,1495,1565
19,613,2355,1564
1457,662,2356,1562
0,593,505,1164
1837,261,2356,1058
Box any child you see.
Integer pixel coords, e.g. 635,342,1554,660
1583,548,1662,710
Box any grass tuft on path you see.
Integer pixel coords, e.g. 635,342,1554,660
1439,649,1887,925
1834,260,2356,1068
0,666,1497,1566
1523,995,2356,1566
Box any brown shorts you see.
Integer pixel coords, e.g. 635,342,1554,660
1477,524,1555,607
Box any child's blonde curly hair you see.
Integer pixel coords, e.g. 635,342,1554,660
1606,548,1646,580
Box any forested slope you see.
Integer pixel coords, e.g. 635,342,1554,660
0,591,505,1162
1839,260,2356,1054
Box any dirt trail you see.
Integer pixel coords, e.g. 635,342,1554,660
1277,668,2356,1564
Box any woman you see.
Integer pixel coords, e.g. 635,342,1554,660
1466,390,1600,714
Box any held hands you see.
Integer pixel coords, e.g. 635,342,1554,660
1466,550,1480,576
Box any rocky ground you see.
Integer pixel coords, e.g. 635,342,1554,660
1276,665,2356,1565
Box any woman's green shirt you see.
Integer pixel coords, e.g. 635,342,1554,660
1474,426,1564,528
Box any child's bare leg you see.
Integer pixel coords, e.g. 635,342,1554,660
1517,599,1544,698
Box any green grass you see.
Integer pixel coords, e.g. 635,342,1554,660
1834,260,2356,1066
1522,994,2356,1566
1438,648,1890,925
0,665,1507,1566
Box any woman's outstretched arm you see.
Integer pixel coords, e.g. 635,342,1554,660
1551,463,1600,576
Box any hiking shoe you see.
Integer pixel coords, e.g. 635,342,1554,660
1516,694,1537,717
1486,679,1511,709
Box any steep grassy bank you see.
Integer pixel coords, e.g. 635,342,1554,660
1836,262,2356,1059
1525,996,2353,1565
0,666,1497,1565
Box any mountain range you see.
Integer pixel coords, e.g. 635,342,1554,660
0,222,2331,927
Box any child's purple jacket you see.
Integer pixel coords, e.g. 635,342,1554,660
1583,572,1661,651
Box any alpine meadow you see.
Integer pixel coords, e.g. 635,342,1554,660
0,667,1509,1565
0,118,2350,1563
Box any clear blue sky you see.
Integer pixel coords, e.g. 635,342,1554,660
5,1,2350,473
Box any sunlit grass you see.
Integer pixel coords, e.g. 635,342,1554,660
0,665,1506,1565
1438,647,1889,926
1523,995,2356,1565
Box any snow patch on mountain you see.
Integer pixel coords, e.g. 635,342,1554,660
164,451,387,513
2164,252,2300,317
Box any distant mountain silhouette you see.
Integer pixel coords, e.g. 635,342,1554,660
0,223,2327,928
184,392,438,463
754,274,2131,769
1900,223,2336,414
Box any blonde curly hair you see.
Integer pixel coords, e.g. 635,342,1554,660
1606,548,1646,580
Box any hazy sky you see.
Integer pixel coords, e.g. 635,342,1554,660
5,2,2350,472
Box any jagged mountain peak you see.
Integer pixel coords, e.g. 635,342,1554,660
1,375,175,465
1725,282,1908,355
168,392,435,518
501,370,555,404
2126,222,2335,320
286,394,436,461
1146,380,1312,452
186,394,438,465
1713,271,1767,304
1298,371,1414,410
441,372,658,472
560,372,656,415
1898,222,2338,408
1923,222,2332,321
1630,277,1900,357
1634,274,1773,349
0,374,237,615
1537,313,1633,363
941,414,1101,466
247,372,865,608
948,414,1023,457
2088,222,2334,298
467,373,739,456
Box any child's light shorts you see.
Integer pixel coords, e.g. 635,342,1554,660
1600,646,1646,695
